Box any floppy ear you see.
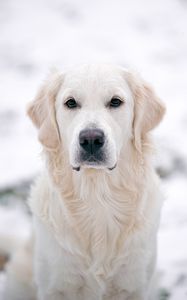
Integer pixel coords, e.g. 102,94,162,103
27,71,63,149
127,72,166,152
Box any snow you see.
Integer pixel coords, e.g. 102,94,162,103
0,0,187,298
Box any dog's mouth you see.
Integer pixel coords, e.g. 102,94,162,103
72,157,117,172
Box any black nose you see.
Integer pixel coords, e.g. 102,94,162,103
79,129,105,154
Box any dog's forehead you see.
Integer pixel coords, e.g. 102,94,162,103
62,64,130,95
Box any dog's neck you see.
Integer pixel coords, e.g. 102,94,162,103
43,142,152,275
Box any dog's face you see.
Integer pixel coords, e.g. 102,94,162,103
28,64,165,171
55,65,134,171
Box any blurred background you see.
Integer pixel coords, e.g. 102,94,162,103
0,0,187,299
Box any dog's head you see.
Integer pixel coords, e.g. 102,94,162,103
27,64,165,171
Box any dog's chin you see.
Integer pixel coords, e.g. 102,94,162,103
83,162,105,169
72,161,117,172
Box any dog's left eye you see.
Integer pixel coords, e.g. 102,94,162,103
65,98,78,109
109,97,123,108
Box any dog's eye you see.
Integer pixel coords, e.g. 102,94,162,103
65,98,78,109
109,97,123,108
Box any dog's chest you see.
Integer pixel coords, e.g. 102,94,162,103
69,196,130,267
39,221,146,300
55,183,141,288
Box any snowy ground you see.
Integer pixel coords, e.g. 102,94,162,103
0,0,187,299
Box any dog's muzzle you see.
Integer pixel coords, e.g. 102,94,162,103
72,128,116,171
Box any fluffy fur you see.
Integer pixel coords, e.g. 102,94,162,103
3,64,165,300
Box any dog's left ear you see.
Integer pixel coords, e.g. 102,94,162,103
27,71,63,149
127,72,166,152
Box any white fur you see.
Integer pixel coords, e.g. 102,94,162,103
3,64,166,300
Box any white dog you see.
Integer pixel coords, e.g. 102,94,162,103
3,64,165,300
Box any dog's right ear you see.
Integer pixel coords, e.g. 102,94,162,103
27,71,63,149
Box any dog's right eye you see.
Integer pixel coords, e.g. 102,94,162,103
65,98,78,109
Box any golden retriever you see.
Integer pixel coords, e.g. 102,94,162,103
3,64,165,300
